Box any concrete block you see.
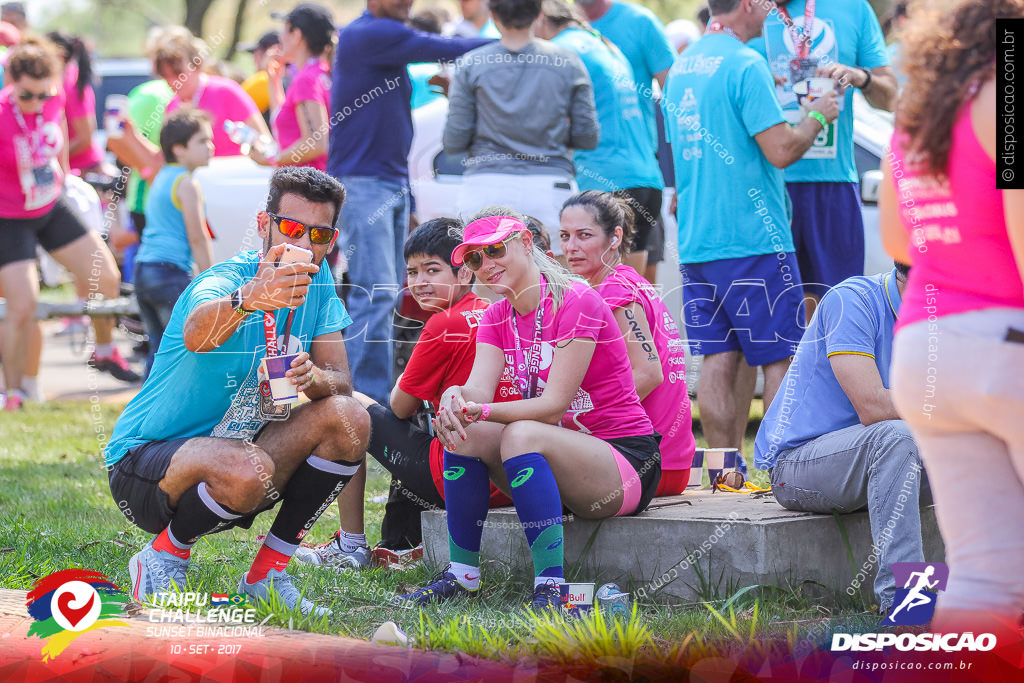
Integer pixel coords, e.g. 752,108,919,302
421,491,944,602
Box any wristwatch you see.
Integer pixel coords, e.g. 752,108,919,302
230,287,252,317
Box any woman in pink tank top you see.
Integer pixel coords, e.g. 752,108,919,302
880,0,1024,638
560,191,696,496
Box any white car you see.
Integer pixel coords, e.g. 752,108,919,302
193,157,274,265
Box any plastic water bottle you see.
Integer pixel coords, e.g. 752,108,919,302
224,120,260,153
595,583,630,617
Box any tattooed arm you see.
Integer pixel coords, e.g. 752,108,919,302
612,303,663,401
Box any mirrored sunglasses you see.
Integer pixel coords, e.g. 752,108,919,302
267,212,337,245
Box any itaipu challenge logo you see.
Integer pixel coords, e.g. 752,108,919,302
25,569,130,661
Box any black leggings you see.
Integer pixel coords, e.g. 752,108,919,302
366,404,446,550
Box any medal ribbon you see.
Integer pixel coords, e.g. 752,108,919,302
705,21,740,41
778,0,817,60
511,279,546,400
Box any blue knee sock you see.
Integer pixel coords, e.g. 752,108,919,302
443,451,490,568
502,452,564,581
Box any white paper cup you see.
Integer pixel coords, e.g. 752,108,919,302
687,449,704,488
793,77,836,112
104,94,129,139
264,353,299,405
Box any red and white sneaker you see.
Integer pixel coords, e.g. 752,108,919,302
3,390,25,411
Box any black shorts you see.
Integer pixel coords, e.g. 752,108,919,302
614,187,662,253
366,403,445,509
605,432,662,516
108,437,272,534
1,193,90,269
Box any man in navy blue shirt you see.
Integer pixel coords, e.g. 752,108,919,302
754,263,929,613
328,0,490,403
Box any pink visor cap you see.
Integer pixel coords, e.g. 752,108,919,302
451,215,527,266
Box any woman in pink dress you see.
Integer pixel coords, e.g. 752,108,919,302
560,190,696,496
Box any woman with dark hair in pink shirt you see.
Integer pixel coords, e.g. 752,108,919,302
47,32,103,175
560,190,696,496
251,3,335,170
881,0,1024,638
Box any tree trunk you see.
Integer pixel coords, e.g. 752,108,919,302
184,0,217,38
225,0,250,61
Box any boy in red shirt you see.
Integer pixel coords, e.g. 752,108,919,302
294,218,517,568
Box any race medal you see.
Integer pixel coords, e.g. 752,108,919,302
789,57,818,86
257,359,291,420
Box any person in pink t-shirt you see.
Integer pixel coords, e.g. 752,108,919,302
251,3,334,170
0,37,126,410
560,191,695,496
880,0,1024,639
111,27,269,179
47,32,103,174
398,207,661,609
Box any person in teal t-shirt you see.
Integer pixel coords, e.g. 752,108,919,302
578,0,674,152
750,0,896,310
663,0,837,470
106,167,370,618
536,0,664,274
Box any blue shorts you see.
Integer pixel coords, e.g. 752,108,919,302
787,182,863,296
679,252,805,366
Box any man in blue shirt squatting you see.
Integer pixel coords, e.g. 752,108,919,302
106,167,370,617
754,263,930,613
329,0,491,405
751,0,897,318
664,0,837,462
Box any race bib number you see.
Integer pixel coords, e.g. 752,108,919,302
805,121,837,159
22,158,61,211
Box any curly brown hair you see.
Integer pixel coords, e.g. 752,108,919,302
6,35,62,82
897,0,1024,176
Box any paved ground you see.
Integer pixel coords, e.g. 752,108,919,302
30,320,142,405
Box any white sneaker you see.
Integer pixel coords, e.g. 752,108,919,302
292,530,370,569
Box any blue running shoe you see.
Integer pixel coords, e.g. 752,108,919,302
396,565,479,605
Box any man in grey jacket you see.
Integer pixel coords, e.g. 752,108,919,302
445,0,599,254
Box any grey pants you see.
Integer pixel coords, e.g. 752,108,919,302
770,420,929,609
893,308,1024,617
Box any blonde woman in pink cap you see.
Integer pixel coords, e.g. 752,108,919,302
397,206,661,610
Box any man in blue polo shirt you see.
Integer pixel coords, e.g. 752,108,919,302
329,0,490,404
664,0,837,465
755,263,928,612
751,0,896,315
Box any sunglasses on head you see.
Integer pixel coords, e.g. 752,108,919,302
17,90,54,102
267,212,337,245
462,232,522,271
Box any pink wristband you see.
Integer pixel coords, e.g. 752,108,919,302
479,404,491,421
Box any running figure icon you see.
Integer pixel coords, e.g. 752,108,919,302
887,565,940,623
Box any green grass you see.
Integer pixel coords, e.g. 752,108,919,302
0,401,876,667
